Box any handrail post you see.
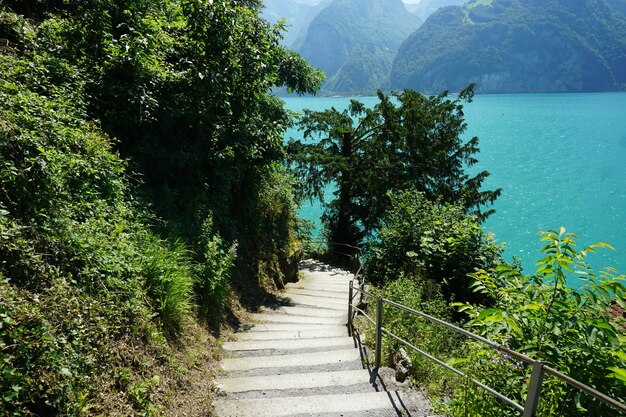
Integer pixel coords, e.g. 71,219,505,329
375,296,383,370
523,361,545,417
348,280,354,336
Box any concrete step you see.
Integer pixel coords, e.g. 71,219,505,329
217,369,370,393
234,328,349,341
282,294,346,310
221,348,360,372
262,306,346,318
240,322,346,332
216,260,434,417
214,391,412,417
285,283,348,293
223,336,354,352
249,313,344,325
225,358,364,378
284,288,347,299
299,277,352,284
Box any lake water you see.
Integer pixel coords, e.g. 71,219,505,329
283,93,626,276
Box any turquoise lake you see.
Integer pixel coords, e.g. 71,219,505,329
283,93,626,275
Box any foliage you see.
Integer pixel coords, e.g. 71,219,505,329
255,166,302,288
289,86,501,249
2,0,323,283
0,0,319,413
391,0,626,93
366,191,502,304
364,276,455,379
195,216,234,321
452,228,626,416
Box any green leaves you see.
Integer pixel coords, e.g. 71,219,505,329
457,229,626,415
366,191,502,304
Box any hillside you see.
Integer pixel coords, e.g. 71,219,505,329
406,0,469,20
0,1,321,413
298,0,422,94
261,0,329,48
391,0,626,93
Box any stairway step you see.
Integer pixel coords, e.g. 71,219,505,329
223,336,353,352
285,283,348,294
221,348,360,372
214,391,411,417
282,294,346,310
284,288,347,299
234,328,349,341
262,306,346,318
217,369,370,393
249,313,344,325
240,323,346,332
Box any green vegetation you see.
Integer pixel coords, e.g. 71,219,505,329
297,0,421,94
366,191,501,304
289,85,500,250
451,228,626,416
406,0,469,21
358,227,626,416
1,0,321,413
392,0,626,93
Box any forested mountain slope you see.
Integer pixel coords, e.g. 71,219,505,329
391,0,626,93
405,0,468,20
261,0,330,47
298,0,422,94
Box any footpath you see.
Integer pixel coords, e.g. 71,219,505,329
214,260,437,417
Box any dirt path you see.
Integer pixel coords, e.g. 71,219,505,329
214,260,437,416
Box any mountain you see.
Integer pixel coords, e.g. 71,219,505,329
391,0,626,93
407,0,469,20
297,0,422,94
261,0,329,48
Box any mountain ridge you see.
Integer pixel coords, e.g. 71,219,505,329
391,0,626,93
297,0,422,94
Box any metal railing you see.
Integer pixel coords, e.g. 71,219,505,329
347,281,626,417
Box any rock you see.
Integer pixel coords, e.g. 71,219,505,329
395,363,410,383
392,348,413,383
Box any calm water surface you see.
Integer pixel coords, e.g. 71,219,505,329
283,93,626,276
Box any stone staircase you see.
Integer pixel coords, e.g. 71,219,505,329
214,260,436,417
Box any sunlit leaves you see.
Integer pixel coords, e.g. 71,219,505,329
460,229,626,415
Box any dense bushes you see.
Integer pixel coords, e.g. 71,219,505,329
1,0,319,413
360,275,458,392
361,224,626,416
366,191,502,304
451,229,626,416
360,190,626,415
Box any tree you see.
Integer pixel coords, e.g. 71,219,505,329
288,85,501,248
8,0,324,285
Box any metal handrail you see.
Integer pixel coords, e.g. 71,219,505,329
347,281,626,416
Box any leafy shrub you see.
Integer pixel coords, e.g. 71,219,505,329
0,0,319,413
195,216,234,320
141,235,194,335
366,191,502,304
256,166,302,288
368,276,456,380
0,22,195,412
453,228,626,416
